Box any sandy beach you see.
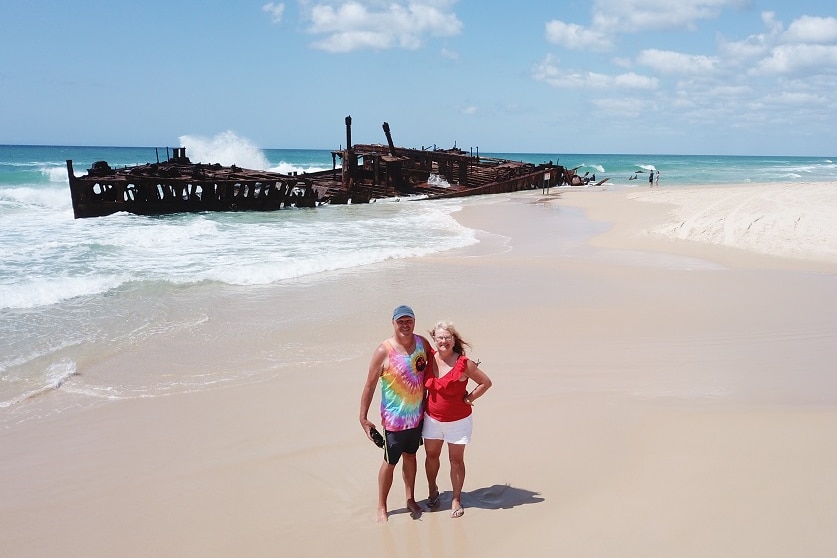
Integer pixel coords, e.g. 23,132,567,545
2,182,837,557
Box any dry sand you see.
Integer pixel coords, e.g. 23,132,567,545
2,183,837,557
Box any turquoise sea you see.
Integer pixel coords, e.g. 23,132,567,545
1,141,835,425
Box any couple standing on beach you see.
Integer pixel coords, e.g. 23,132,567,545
359,305,493,523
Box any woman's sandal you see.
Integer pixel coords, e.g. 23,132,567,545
427,490,440,508
451,507,465,518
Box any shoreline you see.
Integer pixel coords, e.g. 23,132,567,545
1,183,836,556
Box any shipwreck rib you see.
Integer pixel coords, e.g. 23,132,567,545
66,149,323,218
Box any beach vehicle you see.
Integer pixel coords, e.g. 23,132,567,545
66,117,564,218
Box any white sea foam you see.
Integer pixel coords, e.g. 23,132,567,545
428,173,451,187
0,359,78,409
105,218,221,249
42,165,71,182
178,130,270,169
0,275,127,310
583,164,605,173
266,162,330,175
0,185,71,210
0,196,476,310
0,337,83,379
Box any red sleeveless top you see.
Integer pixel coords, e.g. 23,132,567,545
425,354,472,422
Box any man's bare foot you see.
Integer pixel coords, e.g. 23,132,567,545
407,499,423,519
376,507,388,523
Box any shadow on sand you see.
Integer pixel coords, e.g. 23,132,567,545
392,484,544,519
462,483,544,510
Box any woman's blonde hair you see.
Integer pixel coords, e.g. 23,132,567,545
429,320,471,355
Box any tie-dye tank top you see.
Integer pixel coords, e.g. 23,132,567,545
380,335,428,432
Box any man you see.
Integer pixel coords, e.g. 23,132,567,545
359,305,433,522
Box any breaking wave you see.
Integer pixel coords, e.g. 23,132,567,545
178,131,270,170
0,360,79,409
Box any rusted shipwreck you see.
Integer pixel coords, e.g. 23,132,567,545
67,117,566,218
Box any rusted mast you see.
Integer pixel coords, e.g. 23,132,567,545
382,122,397,156
380,121,405,193
343,115,355,192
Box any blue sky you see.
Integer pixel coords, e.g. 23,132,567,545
2,0,836,155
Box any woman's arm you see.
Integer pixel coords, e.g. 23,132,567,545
463,359,492,405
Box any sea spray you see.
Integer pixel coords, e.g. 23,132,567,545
178,131,270,169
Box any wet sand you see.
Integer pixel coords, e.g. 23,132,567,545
2,184,837,557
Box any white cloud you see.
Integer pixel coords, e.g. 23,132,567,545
762,90,829,106
761,11,784,34
545,20,612,51
718,32,774,63
591,97,654,118
304,1,463,53
613,72,659,88
613,57,633,69
672,90,698,109
539,5,837,145
532,54,658,89
262,2,286,24
784,16,837,44
460,105,477,115
532,6,837,144
708,84,752,97
753,43,837,75
720,13,837,76
441,48,459,60
590,0,744,33
637,49,719,74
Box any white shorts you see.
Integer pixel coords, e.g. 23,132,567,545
422,414,472,445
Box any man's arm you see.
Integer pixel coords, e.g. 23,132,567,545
359,344,386,440
420,335,438,379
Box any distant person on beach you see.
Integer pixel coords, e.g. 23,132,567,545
359,305,433,522
649,170,654,186
655,170,660,186
423,321,492,518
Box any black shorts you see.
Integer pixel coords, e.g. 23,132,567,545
383,424,423,465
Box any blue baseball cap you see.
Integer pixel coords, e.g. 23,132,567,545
392,305,415,320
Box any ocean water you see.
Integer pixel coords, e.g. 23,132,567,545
500,152,837,185
2,138,835,426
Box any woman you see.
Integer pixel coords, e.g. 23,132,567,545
422,321,492,518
